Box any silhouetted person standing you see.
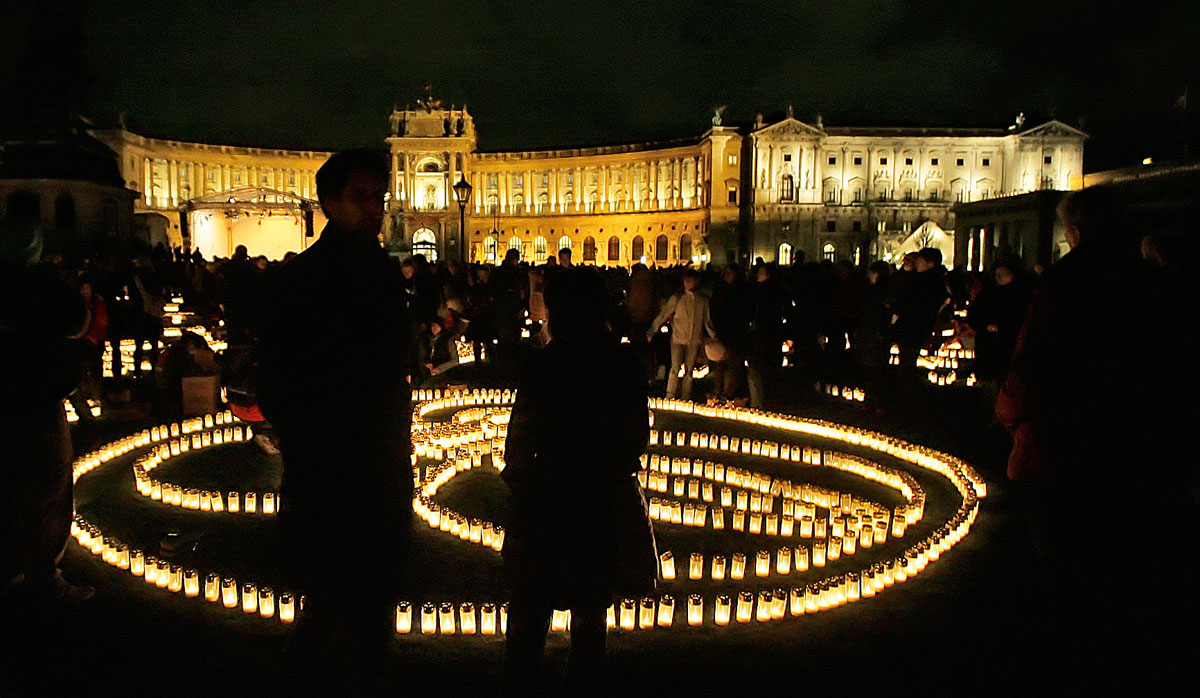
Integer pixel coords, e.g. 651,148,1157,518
257,150,411,695
503,266,656,697
0,214,93,606
997,186,1187,688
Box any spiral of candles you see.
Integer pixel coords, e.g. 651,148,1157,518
67,389,984,636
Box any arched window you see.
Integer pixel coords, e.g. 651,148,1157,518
412,228,438,262
632,235,645,261
822,242,836,263
679,233,693,261
538,192,549,213
486,193,498,214
558,236,572,255
607,235,621,262
419,160,441,173
534,236,548,263
483,236,498,263
778,242,793,266
512,193,524,214
655,234,669,262
509,236,522,251
583,236,597,262
781,174,794,201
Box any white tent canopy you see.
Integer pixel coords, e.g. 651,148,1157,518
893,221,955,267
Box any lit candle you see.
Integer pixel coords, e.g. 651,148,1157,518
755,550,771,577
396,602,412,633
689,553,704,580
639,598,655,629
687,594,703,625
619,599,636,630
756,591,773,622
421,603,437,634
480,603,496,635
439,602,456,634
221,578,238,608
711,555,727,581
730,552,746,580
660,551,676,581
714,595,732,625
460,603,477,635
280,593,296,623
736,591,754,623
259,587,275,618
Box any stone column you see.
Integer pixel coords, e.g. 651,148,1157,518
142,158,152,206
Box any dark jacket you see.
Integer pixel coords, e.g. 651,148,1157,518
996,242,1168,484
502,334,655,606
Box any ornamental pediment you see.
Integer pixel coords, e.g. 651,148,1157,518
1016,120,1088,140
754,118,824,140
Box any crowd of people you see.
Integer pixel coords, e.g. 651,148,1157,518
2,146,1194,694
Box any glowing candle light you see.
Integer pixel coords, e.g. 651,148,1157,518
789,587,805,616
638,598,655,629
711,555,727,581
800,516,813,538
653,595,675,628
245,492,257,514
130,550,145,577
687,594,703,626
480,603,496,635
689,553,704,580
731,553,747,580
776,547,792,574
228,492,240,513
439,603,456,634
659,551,676,580
259,587,275,618
421,603,437,634
827,537,841,561
736,591,754,623
263,493,276,515
813,541,827,567
619,599,636,630
733,509,746,532
720,487,733,508
460,603,477,635
241,583,258,613
396,602,412,633
711,507,725,530
280,593,296,623
714,595,732,625
167,564,183,592
221,578,238,608
756,591,773,622
755,550,771,577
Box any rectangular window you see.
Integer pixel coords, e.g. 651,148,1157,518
931,158,939,166
982,158,991,167
727,155,737,165
880,157,888,165
727,188,737,204
566,173,574,184
515,175,524,186
488,174,498,187
853,189,862,202
828,156,837,165
853,157,862,165
783,153,792,162
825,221,836,232
541,174,549,185
905,157,913,166
1044,155,1053,164
930,189,940,201
956,190,965,203
956,158,965,166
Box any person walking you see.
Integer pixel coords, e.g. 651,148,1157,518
257,149,412,695
647,268,715,400
503,266,656,696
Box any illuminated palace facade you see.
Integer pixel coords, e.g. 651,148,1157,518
95,104,1085,266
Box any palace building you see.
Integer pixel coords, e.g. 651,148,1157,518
88,100,1086,266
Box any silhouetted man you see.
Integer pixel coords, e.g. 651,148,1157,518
257,149,411,694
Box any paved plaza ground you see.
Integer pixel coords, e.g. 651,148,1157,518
2,367,1059,697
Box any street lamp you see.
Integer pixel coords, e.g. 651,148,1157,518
453,175,473,262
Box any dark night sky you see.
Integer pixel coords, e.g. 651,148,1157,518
3,0,1198,170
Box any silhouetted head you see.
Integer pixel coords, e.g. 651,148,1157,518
503,247,520,265
545,266,609,342
916,247,942,272
1058,186,1126,252
681,268,699,292
233,244,249,261
868,260,891,285
558,247,573,266
316,149,389,236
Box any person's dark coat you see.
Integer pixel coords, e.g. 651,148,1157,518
256,225,412,599
996,242,1168,484
502,334,655,608
967,280,1031,381
892,267,947,350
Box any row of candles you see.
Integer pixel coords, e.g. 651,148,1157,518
67,390,983,635
815,382,867,402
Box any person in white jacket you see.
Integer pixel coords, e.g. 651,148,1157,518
647,269,716,400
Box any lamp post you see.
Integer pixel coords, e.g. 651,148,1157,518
453,176,473,263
